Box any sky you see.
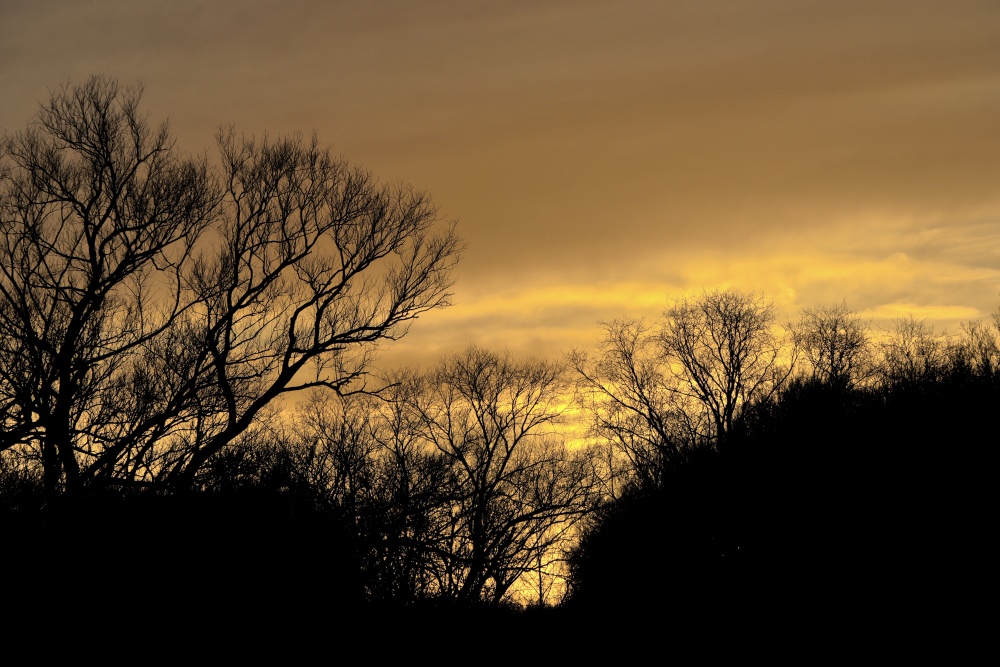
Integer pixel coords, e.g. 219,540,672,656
2,0,999,371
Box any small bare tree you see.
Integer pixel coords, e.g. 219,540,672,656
952,309,1000,377
658,288,793,450
403,346,596,606
569,319,701,496
571,289,792,495
878,315,948,387
790,301,873,389
289,388,453,603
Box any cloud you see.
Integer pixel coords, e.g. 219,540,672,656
4,0,998,371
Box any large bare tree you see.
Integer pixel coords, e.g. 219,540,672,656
162,127,461,489
0,76,462,498
0,77,218,498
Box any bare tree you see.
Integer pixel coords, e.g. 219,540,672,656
289,349,597,607
878,315,948,387
790,301,873,389
289,388,453,603
402,346,596,606
952,309,1000,378
658,288,793,450
162,128,462,489
0,76,462,498
569,319,702,497
571,289,792,494
0,76,218,498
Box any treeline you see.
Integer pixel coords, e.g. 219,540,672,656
563,295,997,634
1,77,994,634
3,346,592,614
4,287,996,625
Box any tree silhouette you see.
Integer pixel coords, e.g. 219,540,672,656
877,314,948,387
569,318,698,496
398,346,596,606
571,288,793,495
658,288,792,450
163,127,461,490
566,302,1000,638
282,349,597,609
288,389,451,605
790,301,873,389
0,76,218,499
0,76,462,498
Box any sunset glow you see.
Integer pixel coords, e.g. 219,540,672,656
3,2,998,634
4,2,997,375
